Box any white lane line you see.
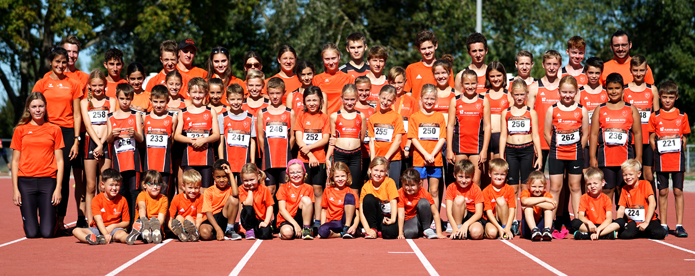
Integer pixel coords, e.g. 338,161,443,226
229,239,263,276
685,259,695,261
650,239,695,255
105,239,172,276
388,251,415,254
406,239,439,276
500,240,567,276
0,221,76,248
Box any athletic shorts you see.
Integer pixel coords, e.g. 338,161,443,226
548,158,583,175
462,212,488,227
489,132,501,155
85,135,110,160
202,211,228,236
656,171,684,190
642,144,654,167
414,166,442,179
88,226,125,237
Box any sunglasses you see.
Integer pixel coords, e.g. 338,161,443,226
245,62,261,68
212,47,229,54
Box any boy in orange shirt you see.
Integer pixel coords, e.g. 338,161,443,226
168,169,204,242
482,159,516,239
199,159,241,241
445,159,485,240
73,169,130,245
571,167,621,240
176,39,208,79
130,170,169,245
239,163,275,240
145,40,192,98
615,159,667,239
520,171,555,241
103,48,127,98
404,30,455,100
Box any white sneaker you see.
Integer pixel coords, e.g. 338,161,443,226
423,228,438,239
445,222,453,233
430,220,436,230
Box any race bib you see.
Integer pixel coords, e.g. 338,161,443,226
556,129,580,146
303,130,321,145
418,124,440,141
374,124,394,142
226,130,250,148
403,117,409,133
146,131,168,148
639,109,650,124
507,117,530,134
114,138,134,153
657,135,681,153
265,122,288,139
626,207,645,223
604,128,628,146
89,110,108,125
186,129,210,139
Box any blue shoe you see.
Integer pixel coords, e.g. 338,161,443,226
663,225,669,237
676,226,688,238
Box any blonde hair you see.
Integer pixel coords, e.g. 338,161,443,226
321,42,341,58
387,66,406,83
510,78,528,94
342,83,357,97
542,50,562,64
420,84,437,98
87,69,107,101
453,159,475,176
187,77,209,95
241,163,267,186
559,75,578,91
328,161,353,187
368,157,390,179
245,69,265,82
583,167,604,182
488,158,509,172
355,76,371,86
621,159,642,172
182,169,202,187
16,92,49,126
526,171,547,187
378,85,396,97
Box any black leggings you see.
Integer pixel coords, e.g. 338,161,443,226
17,177,57,238
540,149,549,173
183,166,212,188
505,142,535,185
616,218,666,239
240,205,273,239
333,147,362,190
57,127,77,217
361,194,398,239
403,198,433,239
118,170,139,227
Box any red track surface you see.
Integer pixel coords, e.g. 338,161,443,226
1,177,694,275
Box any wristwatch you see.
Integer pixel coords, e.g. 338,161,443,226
404,146,410,151
75,136,81,142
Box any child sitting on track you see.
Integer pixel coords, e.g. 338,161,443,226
397,168,446,239
615,159,667,239
130,170,168,245
519,171,555,241
73,169,129,245
445,159,485,240
200,159,240,241
319,161,360,239
571,167,621,240
239,163,275,240
277,159,315,240
482,158,516,239
360,157,399,239
168,169,204,242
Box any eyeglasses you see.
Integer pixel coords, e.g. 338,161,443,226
612,43,630,49
147,182,164,186
212,47,228,54
288,171,304,175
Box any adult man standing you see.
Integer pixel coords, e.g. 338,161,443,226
600,30,654,85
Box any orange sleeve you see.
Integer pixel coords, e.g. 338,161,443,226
265,187,275,206
393,114,405,135
202,188,214,213
645,66,654,85
321,114,330,134
407,115,417,139
641,180,654,197
321,189,329,209
482,188,493,211
602,194,612,211
293,113,304,131
439,115,447,139
367,117,375,138
397,189,406,208
445,184,456,201
387,180,399,201
473,186,484,204
544,192,553,199
168,195,179,218
91,195,102,221
158,196,169,215
404,66,413,93
647,113,657,133
120,197,131,222
305,185,316,203
9,126,23,151
276,185,287,202
683,115,691,134
360,183,372,203
578,195,589,213
519,189,529,200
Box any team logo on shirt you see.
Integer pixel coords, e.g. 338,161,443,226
48,84,54,87
281,114,287,120
163,120,169,126
101,208,106,213
243,121,249,128
407,201,412,205
180,208,185,213
306,121,311,126
622,110,629,117
128,118,134,126
27,131,33,134
600,94,607,101
676,119,682,126
203,113,209,120
416,75,423,80
574,111,581,119
645,92,651,99
113,208,121,215
475,103,482,109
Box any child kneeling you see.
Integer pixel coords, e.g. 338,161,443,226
200,160,240,241
397,168,446,239
73,169,129,244
318,161,359,239
445,160,486,240
239,163,274,240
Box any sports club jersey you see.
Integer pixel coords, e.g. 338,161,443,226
451,94,485,155
242,98,270,122
519,189,553,221
618,180,658,223
505,107,533,136
445,182,484,213
322,186,359,222
384,94,419,150
404,61,455,100
433,90,456,114
578,193,611,225
578,86,607,123
624,84,655,144
482,183,517,220
600,57,654,86
130,91,152,114
649,109,690,172
596,103,634,167
561,67,588,87
108,111,141,172
219,111,256,173
181,107,214,167
408,110,447,167
312,71,355,114
475,74,487,94
144,112,174,173
261,107,292,169
134,191,169,219
33,75,83,128
336,110,369,158
269,73,301,105
340,62,370,78
533,79,560,150
87,99,111,126
549,104,583,160
239,184,275,220
289,89,305,113
397,187,434,221
202,184,234,216
167,101,187,115
210,73,244,105
485,89,510,115
168,193,203,219
10,123,64,178
105,79,128,98
276,183,315,226
294,112,330,163
180,67,208,79
368,79,387,108
368,109,406,161
90,193,130,227
145,69,192,99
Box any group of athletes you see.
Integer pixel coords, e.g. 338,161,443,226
9,29,689,244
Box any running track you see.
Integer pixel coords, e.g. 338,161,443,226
1,178,694,275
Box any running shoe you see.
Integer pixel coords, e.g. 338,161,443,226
85,234,100,245
171,219,188,242
225,229,242,241
342,226,354,239
676,226,688,238
183,220,199,242
542,227,553,241
126,218,145,245
511,220,520,236
663,225,670,237
573,231,590,240
245,229,256,240
150,217,162,244
531,227,542,241
445,222,453,233
97,235,107,245
302,227,314,240
423,228,438,239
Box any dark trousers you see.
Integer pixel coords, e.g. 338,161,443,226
18,177,57,238
240,205,273,239
362,194,399,239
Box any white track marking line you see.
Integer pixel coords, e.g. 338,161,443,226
388,251,415,253
650,239,695,255
229,239,263,276
500,240,567,276
105,239,172,276
0,221,75,248
406,239,439,276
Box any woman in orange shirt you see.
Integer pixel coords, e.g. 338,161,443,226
270,45,301,104
11,92,65,238
32,47,82,232
313,43,356,114
205,46,243,104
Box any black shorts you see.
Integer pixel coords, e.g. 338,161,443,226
656,171,684,190
548,158,584,175
278,209,304,230
583,146,591,169
172,141,185,160
265,168,286,186
489,132,501,155
642,144,654,167
84,134,110,160
304,163,327,187
202,211,228,236
463,211,488,227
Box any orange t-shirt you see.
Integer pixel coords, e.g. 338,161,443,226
321,186,359,222
180,67,208,79
618,180,658,222
360,178,399,204
276,183,315,226
600,57,654,85
312,71,355,114
10,123,65,178
130,91,152,113
168,193,203,219
404,61,455,100
202,184,234,215
145,69,193,99
408,111,447,167
368,110,406,161
43,70,88,97
482,184,517,220
33,75,83,128
294,112,330,163
445,182,484,213
105,79,128,98
239,184,275,220
90,193,130,227
269,73,302,105
377,94,419,150
134,191,169,219
519,189,553,221
397,187,434,221
578,193,612,225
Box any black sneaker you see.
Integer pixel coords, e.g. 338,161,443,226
302,227,314,240
542,228,553,241
312,221,321,237
531,227,542,241
574,231,590,240
342,226,354,239
676,226,689,238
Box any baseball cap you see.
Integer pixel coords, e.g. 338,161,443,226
178,39,198,52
